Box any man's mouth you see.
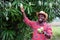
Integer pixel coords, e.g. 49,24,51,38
39,19,43,21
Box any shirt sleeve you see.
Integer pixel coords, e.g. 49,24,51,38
23,17,33,28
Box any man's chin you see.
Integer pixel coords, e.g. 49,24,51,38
39,21,43,23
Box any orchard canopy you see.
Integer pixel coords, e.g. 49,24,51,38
0,0,60,40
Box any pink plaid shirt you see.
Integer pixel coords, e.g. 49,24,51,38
23,17,52,40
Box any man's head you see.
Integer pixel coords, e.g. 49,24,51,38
36,11,48,23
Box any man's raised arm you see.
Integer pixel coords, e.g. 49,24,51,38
20,4,33,28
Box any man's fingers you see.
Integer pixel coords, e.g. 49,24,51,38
19,3,25,13
20,3,23,8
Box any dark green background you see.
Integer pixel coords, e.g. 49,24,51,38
0,0,60,40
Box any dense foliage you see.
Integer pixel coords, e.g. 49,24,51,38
0,0,60,40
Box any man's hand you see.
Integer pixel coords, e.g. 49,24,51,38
20,3,26,17
20,7,25,13
20,3,25,13
37,27,44,34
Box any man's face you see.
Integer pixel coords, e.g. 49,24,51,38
38,14,45,23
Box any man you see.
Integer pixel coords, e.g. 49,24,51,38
20,5,52,40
